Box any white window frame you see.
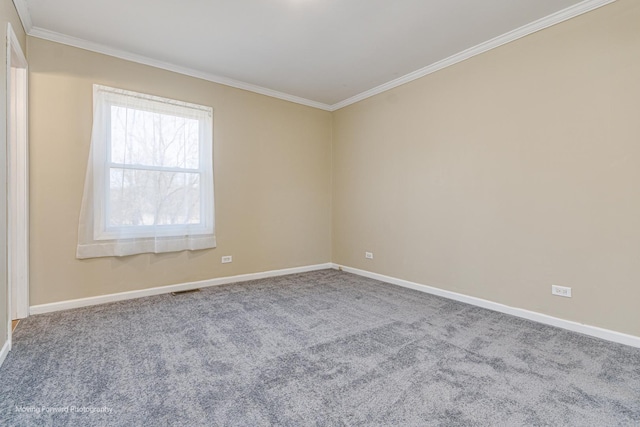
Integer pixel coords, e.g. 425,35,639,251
91,86,214,241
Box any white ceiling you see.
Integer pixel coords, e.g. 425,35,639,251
17,0,612,110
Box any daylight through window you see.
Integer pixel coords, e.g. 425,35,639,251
76,85,215,258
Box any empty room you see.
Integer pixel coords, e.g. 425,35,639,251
1,0,639,425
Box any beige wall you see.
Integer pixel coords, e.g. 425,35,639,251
28,37,332,305
1,0,26,348
332,0,640,336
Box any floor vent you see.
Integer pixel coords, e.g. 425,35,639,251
171,289,201,296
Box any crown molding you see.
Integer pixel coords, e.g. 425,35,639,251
330,0,617,111
13,0,617,112
11,0,32,33
27,26,333,111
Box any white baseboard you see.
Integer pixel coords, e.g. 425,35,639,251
26,261,640,348
0,338,11,368
30,263,333,315
332,263,640,349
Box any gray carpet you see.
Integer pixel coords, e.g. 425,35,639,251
0,269,639,426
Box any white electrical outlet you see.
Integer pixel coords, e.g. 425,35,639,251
365,252,374,259
221,256,233,264
552,285,572,298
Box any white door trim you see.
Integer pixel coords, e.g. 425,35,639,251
6,22,29,341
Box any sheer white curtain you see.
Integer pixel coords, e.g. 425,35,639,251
77,85,215,259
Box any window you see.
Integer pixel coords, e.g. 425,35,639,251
77,85,215,259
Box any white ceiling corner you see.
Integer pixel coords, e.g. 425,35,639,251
26,26,333,111
331,0,617,110
12,0,32,32
14,0,617,111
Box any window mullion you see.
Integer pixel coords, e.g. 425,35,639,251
109,163,199,174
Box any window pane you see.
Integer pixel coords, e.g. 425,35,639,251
110,106,200,169
109,168,201,227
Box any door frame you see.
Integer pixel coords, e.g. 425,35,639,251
6,22,29,345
